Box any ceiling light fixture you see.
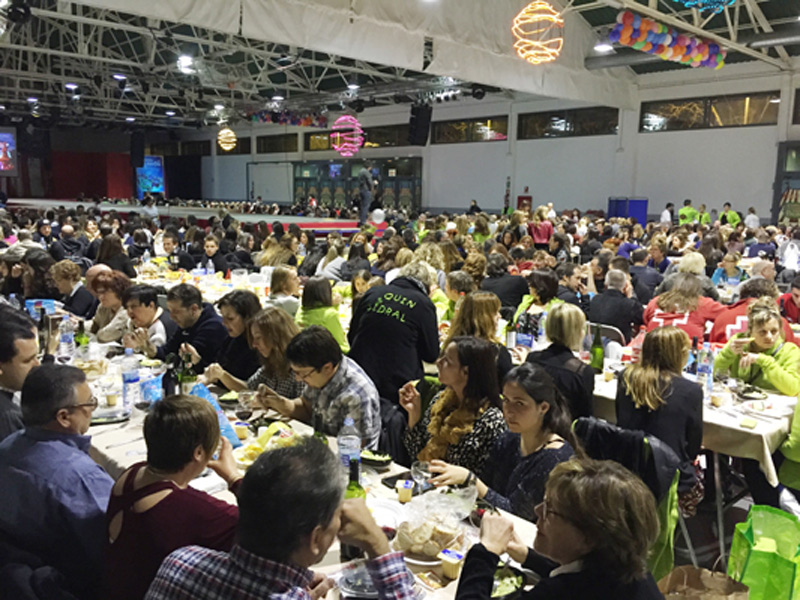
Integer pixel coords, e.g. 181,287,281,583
177,55,195,74
217,127,238,151
214,103,225,111
65,83,79,91
26,96,37,103
112,74,127,81
126,117,136,122
347,76,360,91
770,98,781,104
165,110,176,116
594,42,614,53
272,92,285,101
0,105,5,111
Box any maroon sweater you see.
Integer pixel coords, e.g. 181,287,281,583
103,462,239,600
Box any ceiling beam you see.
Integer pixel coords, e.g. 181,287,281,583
743,0,791,62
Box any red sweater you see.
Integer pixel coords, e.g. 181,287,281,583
643,296,725,342
104,463,239,600
529,220,553,244
709,298,797,345
779,293,800,324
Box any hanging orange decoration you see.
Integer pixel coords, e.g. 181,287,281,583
512,1,564,65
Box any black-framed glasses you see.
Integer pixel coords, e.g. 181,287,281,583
290,366,319,381
62,395,99,413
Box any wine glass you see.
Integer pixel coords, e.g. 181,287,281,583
410,460,432,494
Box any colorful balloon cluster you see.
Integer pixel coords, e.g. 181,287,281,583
609,10,726,70
248,109,328,128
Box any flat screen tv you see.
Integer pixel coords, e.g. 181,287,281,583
0,127,18,178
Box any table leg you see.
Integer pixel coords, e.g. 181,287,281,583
713,451,726,567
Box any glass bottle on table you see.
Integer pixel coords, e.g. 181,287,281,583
590,324,604,374
74,320,89,348
312,410,328,446
340,457,366,562
178,352,197,395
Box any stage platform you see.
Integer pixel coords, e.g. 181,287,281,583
6,198,362,235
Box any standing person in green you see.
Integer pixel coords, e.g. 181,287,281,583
720,202,741,227
697,203,712,225
678,199,698,226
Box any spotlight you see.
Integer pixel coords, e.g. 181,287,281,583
126,117,136,122
71,94,81,101
594,42,614,53
112,73,127,81
214,103,224,111
65,83,79,91
177,55,195,74
0,105,5,111
272,91,284,102
165,110,176,116
471,84,486,100
26,96,37,103
347,76,360,91
352,99,365,113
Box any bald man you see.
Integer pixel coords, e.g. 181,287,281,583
50,224,87,261
85,264,111,297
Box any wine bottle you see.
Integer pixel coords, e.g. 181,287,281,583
590,325,604,374
162,353,179,398
340,457,366,562
75,320,89,348
312,411,328,446
177,352,197,395
686,336,699,375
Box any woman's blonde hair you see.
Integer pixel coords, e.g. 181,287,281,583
747,297,783,338
444,291,501,347
545,458,659,583
395,248,414,269
50,259,82,283
677,252,706,275
722,251,741,264
270,266,296,296
545,302,586,351
247,307,300,377
413,243,445,272
657,272,702,313
623,326,689,410
462,252,487,288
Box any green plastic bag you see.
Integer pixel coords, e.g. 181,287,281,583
728,505,800,600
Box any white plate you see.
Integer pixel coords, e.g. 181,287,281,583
742,400,794,418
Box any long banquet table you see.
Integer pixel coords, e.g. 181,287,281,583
89,406,538,600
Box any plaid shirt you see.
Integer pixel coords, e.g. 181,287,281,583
303,356,381,449
145,544,416,600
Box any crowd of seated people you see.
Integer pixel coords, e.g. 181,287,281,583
0,196,798,598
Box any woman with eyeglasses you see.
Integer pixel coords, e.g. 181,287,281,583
456,458,663,600
426,363,576,522
400,336,507,476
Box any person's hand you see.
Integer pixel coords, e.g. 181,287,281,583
739,352,759,370
510,345,530,364
398,381,421,429
307,572,335,600
576,281,588,296
207,438,241,487
179,343,201,365
332,291,342,307
122,332,137,349
480,512,514,556
506,530,530,565
428,460,469,487
338,497,390,558
10,263,23,278
623,280,634,298
257,383,289,414
204,363,224,383
730,337,752,356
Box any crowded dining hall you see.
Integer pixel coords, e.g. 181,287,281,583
2,0,800,599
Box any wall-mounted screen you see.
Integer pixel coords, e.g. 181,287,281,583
135,155,166,199
328,163,343,178
0,127,18,177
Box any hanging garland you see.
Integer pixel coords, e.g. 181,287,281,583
672,0,736,15
609,10,726,70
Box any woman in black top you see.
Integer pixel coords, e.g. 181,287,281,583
428,363,576,522
97,234,137,278
21,249,60,300
191,290,262,386
51,260,97,319
340,242,370,282
616,325,703,514
526,303,594,420
457,458,663,600
480,254,528,314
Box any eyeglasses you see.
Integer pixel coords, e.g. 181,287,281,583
538,498,570,523
67,396,99,412
291,366,319,381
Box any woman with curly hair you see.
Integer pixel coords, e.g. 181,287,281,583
462,252,487,289
399,336,507,475
21,249,60,300
88,270,132,342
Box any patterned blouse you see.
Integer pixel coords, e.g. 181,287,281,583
246,366,305,399
403,392,507,475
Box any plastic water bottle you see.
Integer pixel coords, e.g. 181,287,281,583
206,258,214,273
121,348,142,413
142,249,151,263
696,342,714,397
337,416,361,471
7,293,21,311
57,315,75,360
537,311,547,344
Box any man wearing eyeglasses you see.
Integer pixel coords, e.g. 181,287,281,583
0,364,113,599
257,326,381,449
